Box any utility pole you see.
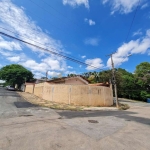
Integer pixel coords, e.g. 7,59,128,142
46,71,48,81
107,53,119,108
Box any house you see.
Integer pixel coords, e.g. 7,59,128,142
47,76,89,85
46,76,110,87
25,76,110,87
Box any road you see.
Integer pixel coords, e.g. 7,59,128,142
0,87,150,150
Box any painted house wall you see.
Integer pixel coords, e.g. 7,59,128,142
25,82,113,107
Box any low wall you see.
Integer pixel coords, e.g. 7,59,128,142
25,84,34,94
25,82,113,107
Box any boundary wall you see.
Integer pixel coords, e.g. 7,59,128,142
25,82,113,107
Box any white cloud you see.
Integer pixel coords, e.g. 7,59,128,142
0,0,69,79
33,71,63,79
102,0,109,4
85,58,104,70
141,3,149,9
81,55,86,58
7,56,20,62
0,0,64,52
84,38,99,46
68,66,73,69
84,18,96,26
0,50,13,57
20,56,67,73
107,29,150,67
133,29,142,36
102,0,142,14
65,70,77,75
63,0,89,9
0,36,22,51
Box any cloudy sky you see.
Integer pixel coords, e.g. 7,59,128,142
0,0,149,78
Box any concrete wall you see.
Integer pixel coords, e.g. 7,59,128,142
25,82,113,107
25,84,34,94
34,83,44,98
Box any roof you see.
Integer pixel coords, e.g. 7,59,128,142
47,76,89,84
89,82,110,87
65,76,89,84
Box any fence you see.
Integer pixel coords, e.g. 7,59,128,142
25,82,113,107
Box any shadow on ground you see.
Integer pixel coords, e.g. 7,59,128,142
14,102,37,108
57,110,150,126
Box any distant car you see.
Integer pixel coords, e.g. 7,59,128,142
6,85,16,91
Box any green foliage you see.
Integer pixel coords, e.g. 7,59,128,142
80,62,150,101
68,74,77,77
0,64,33,88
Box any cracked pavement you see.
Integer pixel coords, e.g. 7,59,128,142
0,87,150,150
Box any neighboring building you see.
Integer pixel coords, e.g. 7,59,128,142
35,79,48,84
47,76,89,85
25,76,110,87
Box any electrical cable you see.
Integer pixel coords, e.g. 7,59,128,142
0,31,104,70
0,26,89,64
29,0,72,29
112,0,141,67
28,0,87,38
41,0,84,30
125,0,141,42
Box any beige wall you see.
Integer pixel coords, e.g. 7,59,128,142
34,83,44,98
25,84,34,94
25,82,113,107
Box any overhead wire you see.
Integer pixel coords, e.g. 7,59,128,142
113,0,141,67
125,0,141,42
28,0,87,39
0,4,90,63
0,1,92,63
0,31,105,71
0,26,92,65
41,0,84,30
29,0,73,29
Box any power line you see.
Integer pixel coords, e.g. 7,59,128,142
28,0,86,38
110,0,141,67
0,4,76,39
125,0,141,42
0,26,89,64
0,1,90,62
0,31,104,70
41,0,84,30
29,0,72,29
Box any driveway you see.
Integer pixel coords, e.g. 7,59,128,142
0,87,150,150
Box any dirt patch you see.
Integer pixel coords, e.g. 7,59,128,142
17,92,84,111
118,103,130,110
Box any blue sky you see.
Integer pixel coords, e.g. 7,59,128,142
0,0,150,78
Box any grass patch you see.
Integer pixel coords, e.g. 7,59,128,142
118,103,130,110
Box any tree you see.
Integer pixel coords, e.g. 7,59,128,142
134,62,150,100
0,64,33,88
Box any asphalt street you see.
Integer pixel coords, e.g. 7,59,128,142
0,87,150,150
